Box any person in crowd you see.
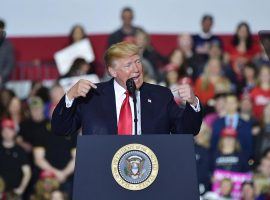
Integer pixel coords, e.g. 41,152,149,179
239,62,257,94
164,48,191,81
254,107,270,162
194,121,211,195
239,94,259,128
0,118,31,198
253,42,270,70
202,178,234,200
66,25,100,77
219,178,234,200
0,88,15,124
108,7,141,46
33,131,76,197
177,33,206,81
30,171,60,200
193,14,222,56
211,127,249,172
194,58,231,108
68,24,87,45
239,95,261,162
209,43,237,88
18,96,76,196
7,96,28,130
253,173,270,200
256,149,270,178
203,93,227,130
249,65,270,120
177,33,194,60
45,83,65,119
241,181,255,200
28,81,50,105
211,93,253,159
61,58,95,79
164,63,179,90
0,19,15,87
134,28,167,82
18,97,50,153
227,22,258,82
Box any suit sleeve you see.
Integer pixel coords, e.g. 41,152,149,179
167,90,202,135
51,95,82,136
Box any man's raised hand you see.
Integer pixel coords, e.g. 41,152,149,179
67,79,97,99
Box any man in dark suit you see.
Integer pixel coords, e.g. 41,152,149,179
210,94,253,158
51,41,202,136
107,7,140,46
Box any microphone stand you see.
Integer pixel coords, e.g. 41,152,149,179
132,91,138,136
126,78,138,135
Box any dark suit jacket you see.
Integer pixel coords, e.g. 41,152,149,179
51,79,202,136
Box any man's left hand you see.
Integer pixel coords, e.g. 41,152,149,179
177,84,198,106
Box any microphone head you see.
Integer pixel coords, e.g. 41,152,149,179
0,30,6,46
126,78,136,95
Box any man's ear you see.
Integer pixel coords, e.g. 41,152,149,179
108,66,117,78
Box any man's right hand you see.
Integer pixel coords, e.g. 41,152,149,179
67,79,97,100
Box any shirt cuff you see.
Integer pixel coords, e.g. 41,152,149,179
65,94,74,108
189,97,201,112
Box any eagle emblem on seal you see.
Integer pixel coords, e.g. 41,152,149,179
124,155,146,179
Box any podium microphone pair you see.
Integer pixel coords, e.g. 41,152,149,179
126,78,138,135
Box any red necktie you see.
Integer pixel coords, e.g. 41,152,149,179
118,91,132,135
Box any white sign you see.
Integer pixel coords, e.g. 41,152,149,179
54,38,95,75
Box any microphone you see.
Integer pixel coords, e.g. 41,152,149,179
0,30,6,46
126,78,138,135
126,78,136,97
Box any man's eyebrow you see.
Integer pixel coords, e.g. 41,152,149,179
124,61,132,66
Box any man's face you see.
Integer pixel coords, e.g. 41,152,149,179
109,54,143,89
225,96,238,114
122,10,133,26
202,19,213,33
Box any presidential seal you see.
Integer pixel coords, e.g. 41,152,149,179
111,143,159,191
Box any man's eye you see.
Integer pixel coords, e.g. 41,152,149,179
136,60,141,64
124,64,131,68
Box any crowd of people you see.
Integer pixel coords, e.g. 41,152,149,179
0,6,270,200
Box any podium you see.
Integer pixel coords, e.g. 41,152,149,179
73,134,199,200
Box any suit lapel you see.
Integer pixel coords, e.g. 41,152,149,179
140,83,154,134
100,79,118,134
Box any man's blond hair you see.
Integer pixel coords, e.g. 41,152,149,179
104,41,140,67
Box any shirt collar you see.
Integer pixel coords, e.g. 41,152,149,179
114,79,126,99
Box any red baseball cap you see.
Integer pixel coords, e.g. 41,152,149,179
1,119,15,130
220,127,237,138
39,170,56,180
